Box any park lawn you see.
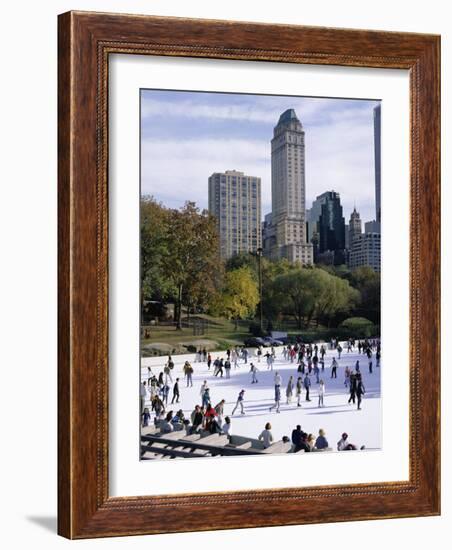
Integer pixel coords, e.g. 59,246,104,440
141,314,249,350
141,312,354,354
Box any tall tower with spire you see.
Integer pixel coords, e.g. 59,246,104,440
267,109,313,264
348,207,362,246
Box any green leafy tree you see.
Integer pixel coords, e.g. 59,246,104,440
164,202,220,329
314,269,359,327
225,253,257,273
350,266,381,324
211,267,259,329
224,254,293,325
340,317,375,338
271,269,318,329
140,198,220,330
261,258,293,321
270,267,358,329
140,196,175,307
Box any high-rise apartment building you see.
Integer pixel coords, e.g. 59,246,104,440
208,170,262,259
266,109,313,264
365,220,380,234
349,232,381,273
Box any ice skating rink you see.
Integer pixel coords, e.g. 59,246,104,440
141,345,381,451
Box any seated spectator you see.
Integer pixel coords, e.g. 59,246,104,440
337,432,357,451
190,405,204,433
291,424,307,452
306,434,316,451
258,422,274,448
171,409,185,425
298,434,311,452
160,411,174,434
222,416,231,437
315,429,329,450
203,404,218,432
209,417,222,434
183,419,191,435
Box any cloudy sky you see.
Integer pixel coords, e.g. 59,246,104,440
141,89,380,224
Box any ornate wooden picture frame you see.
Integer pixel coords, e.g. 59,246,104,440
58,11,440,539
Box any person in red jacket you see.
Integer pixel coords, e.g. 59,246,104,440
203,404,217,431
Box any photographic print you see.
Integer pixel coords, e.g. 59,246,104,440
58,13,440,536
140,89,382,460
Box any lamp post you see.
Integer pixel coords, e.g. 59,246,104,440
249,247,264,334
256,247,263,333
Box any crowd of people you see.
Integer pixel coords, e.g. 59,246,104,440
141,402,233,438
140,337,381,455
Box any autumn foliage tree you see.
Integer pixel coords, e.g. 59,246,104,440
211,267,259,329
141,196,378,335
140,198,220,329
165,202,220,329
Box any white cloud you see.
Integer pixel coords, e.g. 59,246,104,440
306,117,376,222
141,137,271,210
141,94,375,128
141,98,276,123
141,99,378,223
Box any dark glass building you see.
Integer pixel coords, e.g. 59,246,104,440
308,191,346,265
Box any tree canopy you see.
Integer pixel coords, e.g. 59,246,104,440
350,266,381,324
141,198,220,328
210,267,259,327
141,197,379,333
271,267,359,329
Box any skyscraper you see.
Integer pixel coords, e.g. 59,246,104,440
308,191,346,265
266,109,313,264
348,207,362,247
262,212,276,257
364,220,380,234
374,104,381,224
208,170,262,259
